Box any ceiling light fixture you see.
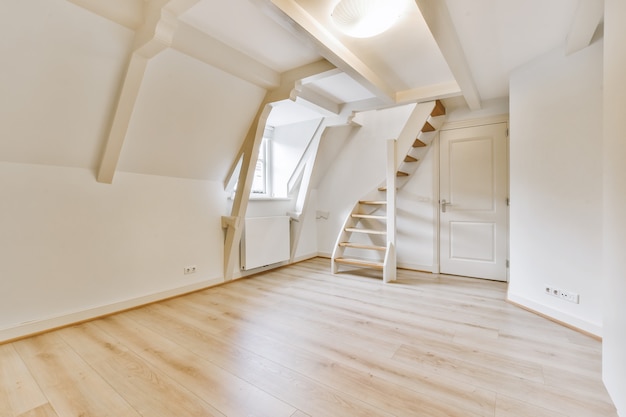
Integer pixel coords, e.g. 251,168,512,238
331,0,406,38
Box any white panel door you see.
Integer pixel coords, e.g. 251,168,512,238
439,123,508,281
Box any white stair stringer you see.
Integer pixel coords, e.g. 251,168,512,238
331,100,446,280
379,99,446,191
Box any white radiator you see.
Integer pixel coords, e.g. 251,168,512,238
241,216,290,270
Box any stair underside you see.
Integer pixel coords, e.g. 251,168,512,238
422,121,435,132
413,138,427,148
334,257,384,269
431,99,446,117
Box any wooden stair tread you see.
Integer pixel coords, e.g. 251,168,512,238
396,171,409,177
404,155,418,162
431,99,446,117
422,121,435,132
334,257,384,269
352,213,386,220
359,200,386,205
412,138,427,148
345,227,386,235
339,242,386,251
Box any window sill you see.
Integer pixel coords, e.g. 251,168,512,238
249,196,292,202
228,195,292,201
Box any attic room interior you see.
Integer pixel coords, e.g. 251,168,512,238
1,0,625,416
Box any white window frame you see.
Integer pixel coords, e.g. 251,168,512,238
251,137,271,197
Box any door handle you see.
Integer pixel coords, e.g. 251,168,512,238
441,199,451,213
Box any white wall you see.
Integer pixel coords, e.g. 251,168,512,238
508,41,604,336
603,0,626,413
0,162,227,341
395,140,437,271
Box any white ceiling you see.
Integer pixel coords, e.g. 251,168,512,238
179,0,320,72
180,0,588,110
444,0,580,100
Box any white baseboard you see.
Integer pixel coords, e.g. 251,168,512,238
0,277,224,344
292,253,319,263
507,292,602,338
397,262,434,273
230,253,320,280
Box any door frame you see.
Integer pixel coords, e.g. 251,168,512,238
432,115,510,281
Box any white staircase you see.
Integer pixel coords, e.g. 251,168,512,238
331,100,446,282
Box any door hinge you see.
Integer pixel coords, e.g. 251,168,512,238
506,128,509,137
506,259,510,268
506,197,510,206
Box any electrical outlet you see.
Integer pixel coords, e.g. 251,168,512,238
183,265,197,275
563,291,580,303
545,284,579,304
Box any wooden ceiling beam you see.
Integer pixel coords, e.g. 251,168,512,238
96,0,201,184
414,0,482,110
395,81,461,104
172,23,280,89
269,0,396,105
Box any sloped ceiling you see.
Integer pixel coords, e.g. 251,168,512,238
444,0,582,100
117,49,266,180
179,0,320,72
0,0,132,170
1,0,599,182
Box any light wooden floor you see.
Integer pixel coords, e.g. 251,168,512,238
0,258,618,417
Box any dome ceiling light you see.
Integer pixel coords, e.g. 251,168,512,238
331,0,406,38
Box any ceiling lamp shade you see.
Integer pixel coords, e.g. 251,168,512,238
331,0,406,38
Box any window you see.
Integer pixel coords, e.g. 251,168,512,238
251,138,269,195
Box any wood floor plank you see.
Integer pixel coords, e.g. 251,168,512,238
495,394,568,417
58,323,227,417
0,344,49,417
166,282,498,416
392,343,616,416
216,319,498,417
13,333,142,417
92,314,297,417
188,284,403,358
289,411,311,417
124,301,398,417
0,258,617,417
16,404,58,417
216,325,492,417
